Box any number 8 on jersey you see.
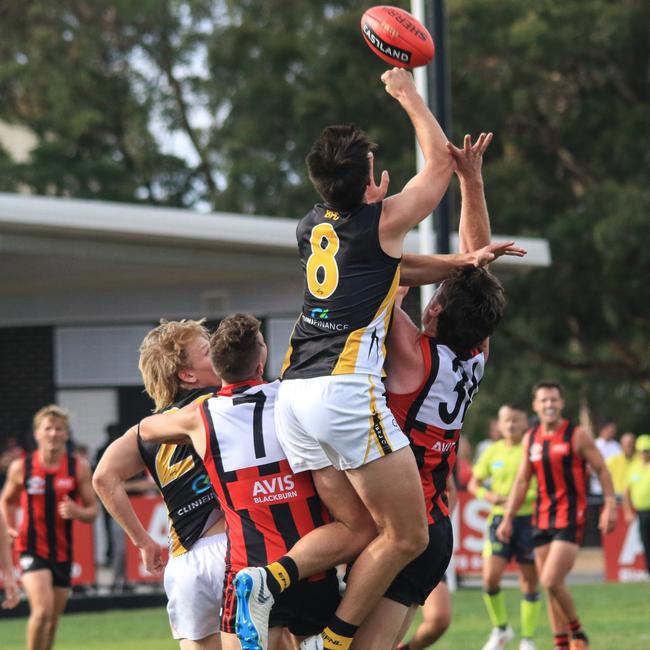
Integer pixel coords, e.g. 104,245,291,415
306,223,340,299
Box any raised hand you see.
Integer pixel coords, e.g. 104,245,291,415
380,67,416,101
470,241,527,267
446,133,493,180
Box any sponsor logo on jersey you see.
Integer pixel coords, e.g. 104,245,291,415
301,312,349,331
55,477,75,491
362,23,411,64
191,473,212,495
551,442,570,456
176,491,216,517
252,474,298,504
432,440,455,454
26,476,45,495
309,307,330,320
491,460,505,469
324,210,340,221
529,442,543,463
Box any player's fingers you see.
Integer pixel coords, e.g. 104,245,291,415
378,170,389,193
482,132,493,151
445,141,464,157
367,151,375,182
463,134,471,153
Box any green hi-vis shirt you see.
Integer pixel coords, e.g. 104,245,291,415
473,439,537,516
627,459,650,511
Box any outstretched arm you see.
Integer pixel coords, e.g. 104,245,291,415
447,133,493,253
379,68,454,255
93,429,165,575
139,401,205,458
400,241,526,286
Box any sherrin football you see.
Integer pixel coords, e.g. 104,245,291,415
361,5,435,69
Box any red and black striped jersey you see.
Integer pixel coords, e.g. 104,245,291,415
387,335,485,524
17,449,78,563
527,419,587,530
199,379,329,572
281,202,400,380
137,386,223,558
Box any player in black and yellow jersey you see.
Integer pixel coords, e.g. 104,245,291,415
93,320,226,650
231,67,458,650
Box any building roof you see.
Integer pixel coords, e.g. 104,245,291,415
0,192,550,266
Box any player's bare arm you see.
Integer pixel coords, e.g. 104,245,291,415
0,510,19,609
575,427,618,534
447,133,493,253
138,401,206,459
58,457,98,523
379,68,454,255
0,459,23,538
446,474,458,514
384,289,425,394
400,242,526,287
468,473,506,506
93,427,165,574
497,433,533,542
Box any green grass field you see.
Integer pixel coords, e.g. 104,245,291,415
1,583,648,649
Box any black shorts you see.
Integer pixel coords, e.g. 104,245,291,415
384,517,453,607
221,569,340,636
531,524,585,548
19,553,72,588
485,514,534,565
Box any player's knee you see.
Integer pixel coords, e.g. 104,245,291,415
392,525,428,560
30,606,53,627
541,574,562,595
428,611,451,637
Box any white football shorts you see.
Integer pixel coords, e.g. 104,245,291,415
164,531,227,641
275,374,409,472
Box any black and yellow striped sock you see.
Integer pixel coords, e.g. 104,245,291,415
263,555,298,599
321,616,358,650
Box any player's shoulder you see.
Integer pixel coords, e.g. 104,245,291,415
6,455,25,482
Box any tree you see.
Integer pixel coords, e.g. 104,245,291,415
450,0,650,434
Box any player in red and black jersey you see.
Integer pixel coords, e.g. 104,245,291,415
139,315,340,650
351,133,523,649
498,381,617,650
1,405,97,650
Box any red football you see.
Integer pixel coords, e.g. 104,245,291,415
360,5,435,69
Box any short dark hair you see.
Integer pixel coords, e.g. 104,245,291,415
210,314,262,383
435,267,505,350
306,124,376,210
532,380,564,398
500,402,527,414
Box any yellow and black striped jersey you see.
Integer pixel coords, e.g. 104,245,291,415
137,386,223,557
282,202,400,380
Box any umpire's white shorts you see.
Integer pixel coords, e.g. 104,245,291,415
275,374,409,472
164,532,227,641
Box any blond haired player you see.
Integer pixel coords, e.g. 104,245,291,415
93,319,226,650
